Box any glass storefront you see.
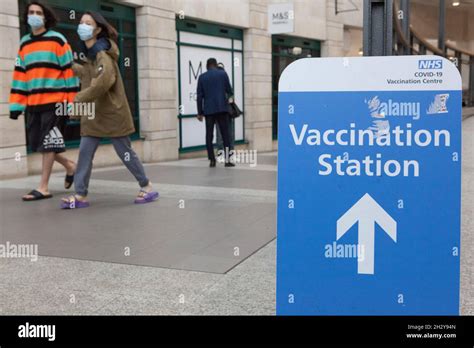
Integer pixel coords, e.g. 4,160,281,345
18,0,139,149
176,18,245,152
272,35,320,139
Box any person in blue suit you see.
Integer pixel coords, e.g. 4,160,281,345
196,58,234,167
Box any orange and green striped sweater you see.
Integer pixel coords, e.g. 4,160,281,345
9,30,80,119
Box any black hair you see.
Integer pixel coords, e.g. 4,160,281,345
23,1,58,29
206,58,218,69
83,11,118,42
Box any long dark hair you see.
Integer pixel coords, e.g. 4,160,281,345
23,1,58,29
84,11,118,42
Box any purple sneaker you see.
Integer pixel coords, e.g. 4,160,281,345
134,190,159,204
60,195,90,209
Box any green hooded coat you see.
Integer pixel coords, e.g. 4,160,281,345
73,39,135,138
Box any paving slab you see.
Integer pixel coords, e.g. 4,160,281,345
0,186,275,274
92,164,277,190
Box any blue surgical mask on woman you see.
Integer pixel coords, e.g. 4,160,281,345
77,23,95,41
27,15,44,30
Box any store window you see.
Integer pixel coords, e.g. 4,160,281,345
272,35,320,139
176,18,245,152
18,0,139,149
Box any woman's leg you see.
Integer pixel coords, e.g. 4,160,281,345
110,136,149,188
74,136,101,197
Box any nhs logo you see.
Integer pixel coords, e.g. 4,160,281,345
418,59,443,69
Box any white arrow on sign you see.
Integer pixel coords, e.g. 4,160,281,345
337,193,397,275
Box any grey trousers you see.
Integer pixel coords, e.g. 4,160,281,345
75,136,149,196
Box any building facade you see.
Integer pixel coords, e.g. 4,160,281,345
0,0,365,178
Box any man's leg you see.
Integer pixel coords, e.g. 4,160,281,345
20,151,56,200
229,118,235,150
216,124,223,151
111,136,149,188
74,136,101,197
36,152,55,194
23,110,67,199
55,153,76,175
216,116,233,151
205,115,216,162
51,116,75,174
216,113,232,163
38,110,68,189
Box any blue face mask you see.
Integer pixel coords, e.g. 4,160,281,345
77,23,94,41
27,15,44,30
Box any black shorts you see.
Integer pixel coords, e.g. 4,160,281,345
26,110,66,153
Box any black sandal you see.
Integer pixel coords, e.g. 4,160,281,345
65,173,74,189
22,189,53,201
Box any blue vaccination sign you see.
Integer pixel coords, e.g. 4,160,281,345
276,56,462,315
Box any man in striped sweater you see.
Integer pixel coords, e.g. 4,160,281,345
9,1,80,201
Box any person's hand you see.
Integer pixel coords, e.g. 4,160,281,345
197,115,204,122
9,111,22,120
228,97,234,104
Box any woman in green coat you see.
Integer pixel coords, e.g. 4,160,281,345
61,11,158,209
